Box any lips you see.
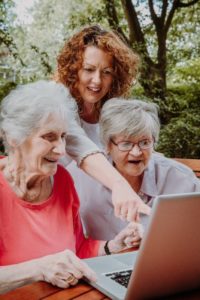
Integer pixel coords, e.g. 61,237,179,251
44,158,58,163
128,160,142,165
87,86,101,92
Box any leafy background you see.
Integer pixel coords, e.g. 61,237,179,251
0,0,200,158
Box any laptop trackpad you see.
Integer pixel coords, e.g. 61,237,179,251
113,251,138,266
84,251,138,273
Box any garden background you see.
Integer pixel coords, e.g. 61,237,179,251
1,0,200,158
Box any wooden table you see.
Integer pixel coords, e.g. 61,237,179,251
1,280,200,300
0,281,110,300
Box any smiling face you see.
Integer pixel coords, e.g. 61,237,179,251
17,115,67,178
77,46,113,110
108,134,154,181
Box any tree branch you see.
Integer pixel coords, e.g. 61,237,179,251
164,0,179,35
148,0,158,25
103,0,129,45
120,0,146,44
178,0,199,7
160,1,168,25
165,0,199,34
149,1,168,33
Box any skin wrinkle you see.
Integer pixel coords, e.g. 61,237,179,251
108,134,154,193
3,115,67,203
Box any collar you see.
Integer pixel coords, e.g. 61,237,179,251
139,155,158,198
109,154,158,199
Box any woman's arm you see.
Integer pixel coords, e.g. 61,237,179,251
80,153,151,221
65,111,150,221
65,110,102,165
0,258,42,294
0,250,96,294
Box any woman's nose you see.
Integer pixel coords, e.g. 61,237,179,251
92,70,101,84
129,144,142,156
53,139,65,156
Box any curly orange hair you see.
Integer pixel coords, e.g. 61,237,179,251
54,25,139,117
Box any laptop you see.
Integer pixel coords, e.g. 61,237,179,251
84,192,200,300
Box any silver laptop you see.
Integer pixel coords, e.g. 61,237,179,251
84,192,200,300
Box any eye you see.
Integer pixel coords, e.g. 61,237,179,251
139,139,152,147
119,141,132,150
61,133,66,139
42,133,56,142
103,69,113,75
83,67,94,73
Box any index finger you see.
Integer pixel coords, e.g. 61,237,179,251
138,203,151,216
114,202,121,218
69,253,97,282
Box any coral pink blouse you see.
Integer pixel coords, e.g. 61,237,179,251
0,163,100,265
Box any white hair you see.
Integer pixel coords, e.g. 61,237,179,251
0,80,77,150
99,98,160,147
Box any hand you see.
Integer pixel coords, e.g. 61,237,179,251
39,249,97,288
111,178,151,221
109,222,144,253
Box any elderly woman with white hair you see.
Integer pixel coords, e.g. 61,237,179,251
0,82,143,294
68,98,200,240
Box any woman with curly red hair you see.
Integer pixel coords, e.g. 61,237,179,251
55,25,138,121
54,25,150,221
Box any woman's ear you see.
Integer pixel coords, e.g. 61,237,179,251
106,142,112,155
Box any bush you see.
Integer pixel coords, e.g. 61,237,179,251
157,111,200,158
133,83,200,158
156,84,200,158
0,81,17,102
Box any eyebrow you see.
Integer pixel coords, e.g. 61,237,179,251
83,62,113,69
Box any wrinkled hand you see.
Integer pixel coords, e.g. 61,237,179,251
39,249,97,288
109,222,144,253
111,179,151,222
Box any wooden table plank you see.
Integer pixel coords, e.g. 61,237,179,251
73,289,106,300
42,283,93,300
0,282,61,300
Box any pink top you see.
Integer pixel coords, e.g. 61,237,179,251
0,164,100,265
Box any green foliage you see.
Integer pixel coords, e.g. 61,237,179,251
132,82,200,158
68,0,108,30
156,84,200,158
0,81,17,155
1,0,200,158
169,59,200,86
167,4,200,70
0,81,17,102
157,113,200,159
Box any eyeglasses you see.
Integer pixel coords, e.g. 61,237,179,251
110,138,154,152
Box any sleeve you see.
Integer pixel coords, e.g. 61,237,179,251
65,108,102,167
193,178,200,192
68,172,100,259
158,160,200,194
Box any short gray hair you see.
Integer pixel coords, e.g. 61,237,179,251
99,98,160,147
0,80,77,150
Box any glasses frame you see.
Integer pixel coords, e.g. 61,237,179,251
110,138,154,152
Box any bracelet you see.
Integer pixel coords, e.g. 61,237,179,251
104,240,111,255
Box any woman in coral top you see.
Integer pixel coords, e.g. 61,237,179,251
0,80,142,294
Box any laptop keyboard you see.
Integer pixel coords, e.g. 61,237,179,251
105,270,132,288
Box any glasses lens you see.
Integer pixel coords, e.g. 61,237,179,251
139,139,153,149
118,142,133,151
